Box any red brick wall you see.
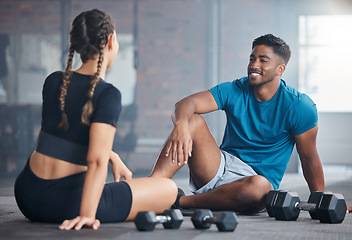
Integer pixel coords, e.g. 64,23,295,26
70,0,134,34
129,0,208,170
64,0,210,171
0,0,61,34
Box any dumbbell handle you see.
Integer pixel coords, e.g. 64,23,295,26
202,215,216,223
295,201,317,211
181,211,193,217
182,209,215,223
155,215,172,224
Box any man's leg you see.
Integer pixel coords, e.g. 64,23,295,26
179,175,273,212
151,114,273,212
151,114,221,189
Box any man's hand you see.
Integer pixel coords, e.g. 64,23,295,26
347,206,352,213
59,216,100,230
165,121,192,166
164,91,217,167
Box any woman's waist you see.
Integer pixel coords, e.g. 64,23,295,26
36,130,88,166
29,151,87,180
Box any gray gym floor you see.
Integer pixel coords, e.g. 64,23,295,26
1,166,351,240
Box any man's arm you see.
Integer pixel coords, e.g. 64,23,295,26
294,125,325,192
172,90,218,123
166,90,218,165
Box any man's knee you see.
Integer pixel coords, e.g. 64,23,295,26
238,175,273,212
189,114,208,130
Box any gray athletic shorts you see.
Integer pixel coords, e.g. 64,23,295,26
189,149,257,194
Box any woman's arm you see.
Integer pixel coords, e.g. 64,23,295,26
109,151,132,182
59,123,116,230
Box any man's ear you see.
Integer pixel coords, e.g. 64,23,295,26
276,64,286,75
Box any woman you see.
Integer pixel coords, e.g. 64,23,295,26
14,9,177,231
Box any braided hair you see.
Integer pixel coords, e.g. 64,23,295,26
58,9,115,130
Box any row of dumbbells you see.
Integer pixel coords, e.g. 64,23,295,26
134,190,346,232
134,209,238,231
265,190,347,223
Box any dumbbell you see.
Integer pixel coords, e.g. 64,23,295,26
266,190,326,219
265,190,321,218
134,209,183,231
189,209,238,232
316,192,347,223
265,189,288,217
268,190,347,223
307,191,324,220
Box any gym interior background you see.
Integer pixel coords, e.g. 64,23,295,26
0,0,351,180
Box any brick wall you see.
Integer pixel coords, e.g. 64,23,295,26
0,0,61,34
129,0,208,170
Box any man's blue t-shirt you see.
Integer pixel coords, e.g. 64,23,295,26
209,77,318,189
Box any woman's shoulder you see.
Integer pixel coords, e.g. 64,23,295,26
97,81,121,97
42,71,64,90
44,71,63,84
47,71,64,80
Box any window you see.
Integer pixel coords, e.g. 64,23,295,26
299,15,352,112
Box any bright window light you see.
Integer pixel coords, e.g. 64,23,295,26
299,15,352,112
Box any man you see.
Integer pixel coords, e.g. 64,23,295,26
151,34,325,212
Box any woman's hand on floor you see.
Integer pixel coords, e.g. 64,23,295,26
59,216,100,230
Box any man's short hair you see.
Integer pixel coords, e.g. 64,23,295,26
252,34,291,65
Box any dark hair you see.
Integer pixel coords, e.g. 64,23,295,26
58,9,115,131
252,34,291,65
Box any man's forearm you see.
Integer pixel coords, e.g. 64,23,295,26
301,156,325,192
172,98,196,125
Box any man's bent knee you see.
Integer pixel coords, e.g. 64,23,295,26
237,175,273,212
188,114,207,131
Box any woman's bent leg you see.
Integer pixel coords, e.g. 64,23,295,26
124,177,177,221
